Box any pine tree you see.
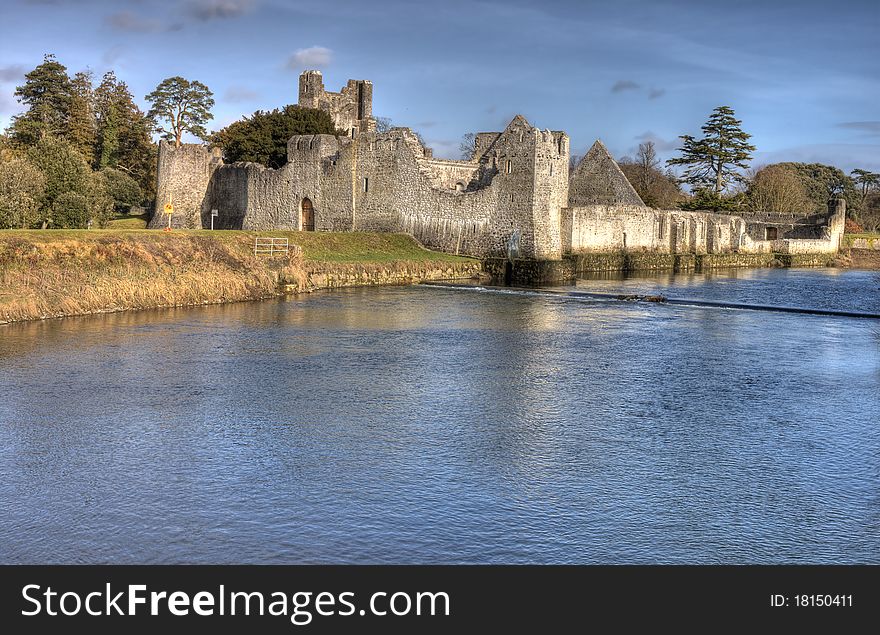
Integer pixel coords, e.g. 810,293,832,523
146,77,214,147
96,71,156,201
9,54,72,146
667,106,755,194
95,71,121,168
210,105,339,168
851,169,880,200
66,70,97,161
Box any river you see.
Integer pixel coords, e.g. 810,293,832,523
1,267,878,563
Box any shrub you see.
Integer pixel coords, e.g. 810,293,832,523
0,156,46,228
98,167,143,212
52,191,90,228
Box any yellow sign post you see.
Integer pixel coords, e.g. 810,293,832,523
163,202,173,231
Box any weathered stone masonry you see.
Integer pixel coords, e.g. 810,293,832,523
152,71,844,260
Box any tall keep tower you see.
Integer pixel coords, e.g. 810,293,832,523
298,70,375,137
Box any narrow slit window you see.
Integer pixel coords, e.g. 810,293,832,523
363,177,369,193
506,160,512,174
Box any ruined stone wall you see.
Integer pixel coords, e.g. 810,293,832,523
150,141,223,229
348,128,497,255
418,158,481,190
272,118,569,259
473,133,501,159
206,164,250,229
565,204,747,254
298,70,374,136
564,203,843,256
531,130,569,259
569,140,645,207
202,163,298,230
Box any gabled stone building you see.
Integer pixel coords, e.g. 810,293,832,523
151,72,844,259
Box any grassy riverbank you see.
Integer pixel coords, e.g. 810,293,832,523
0,230,479,324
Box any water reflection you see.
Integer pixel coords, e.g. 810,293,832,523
1,270,878,564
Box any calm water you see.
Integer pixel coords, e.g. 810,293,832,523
1,268,878,564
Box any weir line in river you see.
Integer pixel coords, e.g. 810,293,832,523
420,282,880,320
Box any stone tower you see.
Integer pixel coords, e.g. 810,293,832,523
298,70,376,137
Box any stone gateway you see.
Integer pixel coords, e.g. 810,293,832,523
151,72,844,260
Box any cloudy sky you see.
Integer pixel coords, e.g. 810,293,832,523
1,0,878,170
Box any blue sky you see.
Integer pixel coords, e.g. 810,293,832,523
1,0,878,171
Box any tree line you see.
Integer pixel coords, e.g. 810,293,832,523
572,106,879,231
3,55,878,232
0,53,337,229
0,54,158,229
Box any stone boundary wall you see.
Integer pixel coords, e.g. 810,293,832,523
563,202,844,256
563,204,744,254
301,261,482,292
850,237,880,250
483,252,835,285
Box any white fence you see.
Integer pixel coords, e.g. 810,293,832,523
254,237,289,256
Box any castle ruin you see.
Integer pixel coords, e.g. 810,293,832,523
151,72,844,261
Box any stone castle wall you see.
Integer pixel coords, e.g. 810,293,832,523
150,142,223,229
152,71,844,261
563,200,844,256
298,70,374,136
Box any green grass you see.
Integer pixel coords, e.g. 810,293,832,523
843,232,880,247
0,228,476,265
105,212,149,229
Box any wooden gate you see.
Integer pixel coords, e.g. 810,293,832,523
301,198,315,231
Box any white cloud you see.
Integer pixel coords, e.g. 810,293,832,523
286,46,333,70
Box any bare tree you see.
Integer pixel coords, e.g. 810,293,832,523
748,164,812,214
375,116,392,133
633,141,660,194
459,132,476,160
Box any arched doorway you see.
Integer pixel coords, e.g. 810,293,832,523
301,198,315,231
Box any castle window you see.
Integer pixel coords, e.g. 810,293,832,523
765,227,778,240
363,177,369,193
550,164,554,177
506,160,512,174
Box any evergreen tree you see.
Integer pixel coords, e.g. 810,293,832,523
667,106,755,195
95,72,121,169
777,162,861,215
0,156,46,229
146,76,214,147
25,136,111,227
851,168,880,199
9,54,72,146
95,71,156,203
211,105,339,168
67,70,97,160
